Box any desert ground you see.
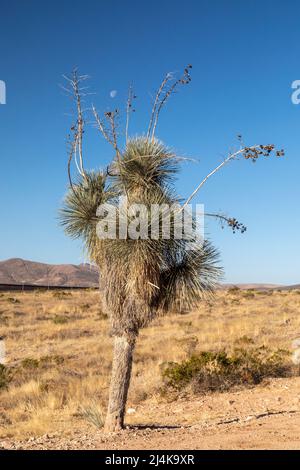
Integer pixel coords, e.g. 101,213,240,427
0,287,299,450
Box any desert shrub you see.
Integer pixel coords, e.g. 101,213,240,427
52,314,68,324
96,308,108,320
161,346,290,394
20,355,64,370
80,303,90,311
0,314,9,325
7,297,20,304
0,364,10,389
12,355,65,387
0,411,12,426
21,358,39,369
34,288,48,294
251,290,272,296
39,355,64,366
242,291,255,299
235,335,254,345
13,310,26,317
228,286,240,292
54,328,93,340
228,286,240,294
52,291,72,299
176,335,199,355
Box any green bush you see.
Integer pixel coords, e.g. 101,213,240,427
161,346,290,393
52,314,68,324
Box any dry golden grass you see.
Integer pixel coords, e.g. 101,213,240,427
0,287,299,439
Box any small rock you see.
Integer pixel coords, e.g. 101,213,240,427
245,415,254,421
0,441,11,449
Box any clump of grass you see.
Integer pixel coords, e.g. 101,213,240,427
161,346,291,394
52,314,68,324
0,364,10,389
20,355,64,371
52,291,72,299
7,297,20,304
13,311,25,317
228,286,240,294
39,355,64,366
0,314,9,325
242,291,255,299
256,290,273,296
12,356,65,388
96,308,108,320
80,303,90,311
176,335,199,355
34,288,48,294
235,335,254,345
21,358,39,369
79,401,104,428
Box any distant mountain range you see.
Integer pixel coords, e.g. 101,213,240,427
0,258,298,290
0,258,99,288
220,283,282,290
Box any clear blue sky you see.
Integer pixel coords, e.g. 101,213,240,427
0,0,299,284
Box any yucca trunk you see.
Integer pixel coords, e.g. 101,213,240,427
104,334,136,432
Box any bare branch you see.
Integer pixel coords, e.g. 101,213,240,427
67,132,79,191
92,105,121,156
205,213,247,233
92,104,112,144
146,73,172,140
64,70,89,180
181,144,283,211
73,70,85,177
125,83,136,144
93,105,128,196
148,65,192,141
105,110,120,154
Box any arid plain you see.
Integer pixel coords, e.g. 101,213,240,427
0,287,300,449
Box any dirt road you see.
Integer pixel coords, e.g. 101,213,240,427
1,377,299,450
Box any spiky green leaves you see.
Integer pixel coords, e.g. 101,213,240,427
158,240,222,313
59,171,115,251
111,137,179,193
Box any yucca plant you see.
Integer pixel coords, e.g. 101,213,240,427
60,68,283,431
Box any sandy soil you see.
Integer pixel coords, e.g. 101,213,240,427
1,376,299,450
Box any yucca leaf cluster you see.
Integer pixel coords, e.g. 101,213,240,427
60,137,222,335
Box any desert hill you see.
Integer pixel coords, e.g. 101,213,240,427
0,258,99,288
